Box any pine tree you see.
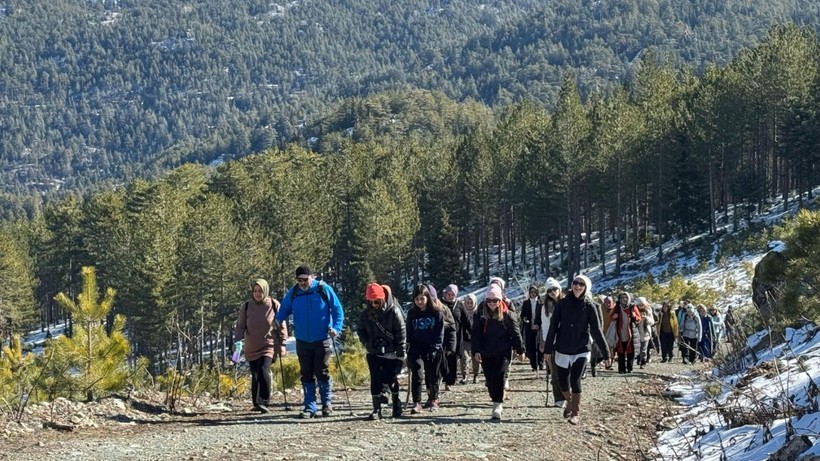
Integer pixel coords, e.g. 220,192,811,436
52,266,130,401
426,207,465,289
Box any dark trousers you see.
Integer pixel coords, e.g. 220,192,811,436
443,351,458,386
556,356,588,394
366,354,402,397
617,342,634,373
296,339,332,384
683,337,698,363
699,336,713,360
409,350,443,403
660,332,675,360
481,354,510,403
248,355,272,405
525,330,543,371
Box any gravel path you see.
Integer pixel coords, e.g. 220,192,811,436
1,360,702,461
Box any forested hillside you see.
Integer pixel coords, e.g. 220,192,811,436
2,0,820,212
1,23,819,367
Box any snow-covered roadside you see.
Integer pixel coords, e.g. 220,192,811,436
654,324,820,460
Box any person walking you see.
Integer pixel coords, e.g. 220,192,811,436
358,283,406,420
656,302,679,362
276,266,344,418
458,293,480,384
472,284,524,420
440,284,463,390
233,279,287,413
406,284,446,413
543,275,610,425
679,304,702,364
609,292,641,374
520,285,544,377
635,297,655,369
538,277,565,407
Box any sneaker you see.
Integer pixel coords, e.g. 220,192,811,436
459,378,467,385
411,403,422,414
257,404,270,414
429,399,439,411
491,402,503,420
473,375,478,384
321,404,333,417
554,400,565,408
299,409,315,419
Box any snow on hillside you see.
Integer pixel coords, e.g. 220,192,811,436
654,324,820,460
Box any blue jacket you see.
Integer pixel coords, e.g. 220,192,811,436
276,280,344,343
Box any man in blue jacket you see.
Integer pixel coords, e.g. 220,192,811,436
276,265,345,418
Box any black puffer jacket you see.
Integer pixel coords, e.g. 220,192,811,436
358,293,407,359
471,300,524,358
543,293,609,359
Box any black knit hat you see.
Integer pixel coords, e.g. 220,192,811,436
295,265,312,278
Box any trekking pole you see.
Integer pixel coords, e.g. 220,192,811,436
330,338,355,416
278,353,291,411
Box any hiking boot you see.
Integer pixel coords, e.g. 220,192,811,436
411,403,422,414
568,393,581,425
491,402,503,420
392,399,403,417
299,409,315,419
562,391,572,418
321,404,333,417
368,396,382,420
472,375,478,384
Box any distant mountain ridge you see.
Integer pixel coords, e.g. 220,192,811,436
1,0,819,199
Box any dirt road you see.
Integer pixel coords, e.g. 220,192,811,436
1,360,699,461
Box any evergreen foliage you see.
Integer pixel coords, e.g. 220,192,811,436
777,209,820,324
52,266,130,401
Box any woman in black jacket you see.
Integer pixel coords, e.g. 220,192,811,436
543,275,610,425
358,283,407,420
472,284,524,421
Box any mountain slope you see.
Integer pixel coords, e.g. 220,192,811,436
2,0,820,195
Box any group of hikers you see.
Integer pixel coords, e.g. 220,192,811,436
233,266,727,424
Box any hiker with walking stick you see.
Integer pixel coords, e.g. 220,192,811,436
233,279,287,413
358,283,406,419
276,266,344,419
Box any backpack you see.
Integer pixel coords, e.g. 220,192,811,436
288,281,331,308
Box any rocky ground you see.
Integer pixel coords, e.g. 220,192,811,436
0,359,709,461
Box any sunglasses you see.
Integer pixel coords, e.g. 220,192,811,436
296,277,310,282
571,280,585,287
486,298,500,304
547,287,559,293
367,300,383,306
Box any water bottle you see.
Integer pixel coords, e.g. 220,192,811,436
232,340,244,363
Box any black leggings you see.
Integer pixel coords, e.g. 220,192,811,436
248,355,272,405
556,356,588,394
